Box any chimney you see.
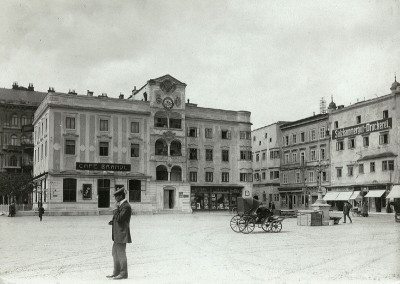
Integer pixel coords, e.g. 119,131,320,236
119,93,124,99
12,82,18,89
337,105,344,109
99,93,108,97
28,83,34,91
87,90,93,96
68,89,77,95
48,87,55,93
131,86,137,97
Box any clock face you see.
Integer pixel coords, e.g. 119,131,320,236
163,97,174,110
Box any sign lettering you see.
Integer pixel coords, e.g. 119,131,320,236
76,162,131,171
332,118,391,139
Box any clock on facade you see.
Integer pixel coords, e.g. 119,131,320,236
163,97,174,110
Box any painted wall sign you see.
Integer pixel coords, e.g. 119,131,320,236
331,118,392,140
76,162,131,171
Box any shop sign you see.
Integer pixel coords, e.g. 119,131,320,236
332,118,391,139
82,184,92,199
179,192,189,198
76,162,131,171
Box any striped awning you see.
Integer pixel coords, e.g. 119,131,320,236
323,192,339,201
335,192,353,201
349,191,360,200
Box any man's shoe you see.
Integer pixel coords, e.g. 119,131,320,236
106,275,117,278
113,275,128,280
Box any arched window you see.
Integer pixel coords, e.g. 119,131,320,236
156,165,168,181
11,115,18,126
9,156,17,167
10,134,18,146
170,140,182,156
63,178,77,202
155,139,168,156
170,166,182,181
154,111,168,128
169,112,182,129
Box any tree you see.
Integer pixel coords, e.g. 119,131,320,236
0,172,33,203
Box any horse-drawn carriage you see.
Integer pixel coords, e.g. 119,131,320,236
230,197,286,234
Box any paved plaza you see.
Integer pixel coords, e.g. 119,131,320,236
0,212,399,284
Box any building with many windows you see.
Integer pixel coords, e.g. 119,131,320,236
328,79,400,212
251,122,285,208
279,114,331,210
0,83,47,204
32,75,252,213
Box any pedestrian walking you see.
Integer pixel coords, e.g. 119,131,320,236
362,201,369,217
38,204,45,221
271,202,276,210
107,187,132,280
343,201,352,223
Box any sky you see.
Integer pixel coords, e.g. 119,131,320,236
1,0,399,129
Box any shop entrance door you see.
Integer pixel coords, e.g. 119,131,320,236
98,179,110,208
164,190,174,209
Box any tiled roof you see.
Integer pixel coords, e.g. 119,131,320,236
0,88,47,105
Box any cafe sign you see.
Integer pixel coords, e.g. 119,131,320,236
332,118,391,140
76,162,131,171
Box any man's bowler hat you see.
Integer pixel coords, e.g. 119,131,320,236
114,187,125,196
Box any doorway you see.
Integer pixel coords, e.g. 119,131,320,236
164,190,174,209
98,179,110,208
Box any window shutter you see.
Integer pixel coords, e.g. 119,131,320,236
196,128,200,137
187,128,190,136
227,131,231,139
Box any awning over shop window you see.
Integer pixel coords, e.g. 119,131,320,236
335,191,353,201
349,191,360,200
323,192,339,201
365,190,385,198
387,185,400,199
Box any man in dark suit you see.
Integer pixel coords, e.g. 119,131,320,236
107,187,132,280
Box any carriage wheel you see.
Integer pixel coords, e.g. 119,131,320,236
239,216,255,234
230,215,242,233
261,220,271,232
271,222,282,233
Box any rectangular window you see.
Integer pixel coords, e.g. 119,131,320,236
292,134,297,144
169,118,181,129
246,132,251,140
348,138,356,149
388,160,394,171
310,149,317,161
222,172,229,182
99,142,109,156
320,148,326,160
334,121,339,129
66,117,75,129
205,149,213,161
347,166,353,176
262,172,266,180
285,153,290,164
370,162,375,172
189,171,197,182
254,173,260,181
295,172,300,183
383,110,389,119
240,151,252,160
379,133,389,144
284,136,289,146
270,150,280,159
205,172,213,182
130,122,139,133
63,178,77,202
300,132,305,142
292,152,297,163
187,127,198,137
240,131,246,139
310,129,316,141
221,130,231,139
205,128,213,139
128,180,141,203
337,168,342,178
336,141,344,151
131,143,139,157
363,136,369,147
356,115,361,124
100,119,108,131
309,171,315,182
359,164,364,174
319,127,326,139
240,173,247,182
283,174,288,184
255,153,259,162
222,150,229,162
262,152,266,160
65,140,76,155
189,148,198,160
322,171,327,182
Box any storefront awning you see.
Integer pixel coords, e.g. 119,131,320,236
365,190,385,198
323,192,339,201
349,191,360,200
387,185,400,199
335,191,353,201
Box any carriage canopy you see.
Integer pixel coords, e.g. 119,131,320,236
237,197,262,215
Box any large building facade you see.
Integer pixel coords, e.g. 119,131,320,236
251,122,284,208
278,114,331,210
328,79,400,212
32,75,252,213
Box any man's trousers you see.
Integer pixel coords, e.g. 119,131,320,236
112,242,128,277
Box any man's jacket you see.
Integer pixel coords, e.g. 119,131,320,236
111,201,132,243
